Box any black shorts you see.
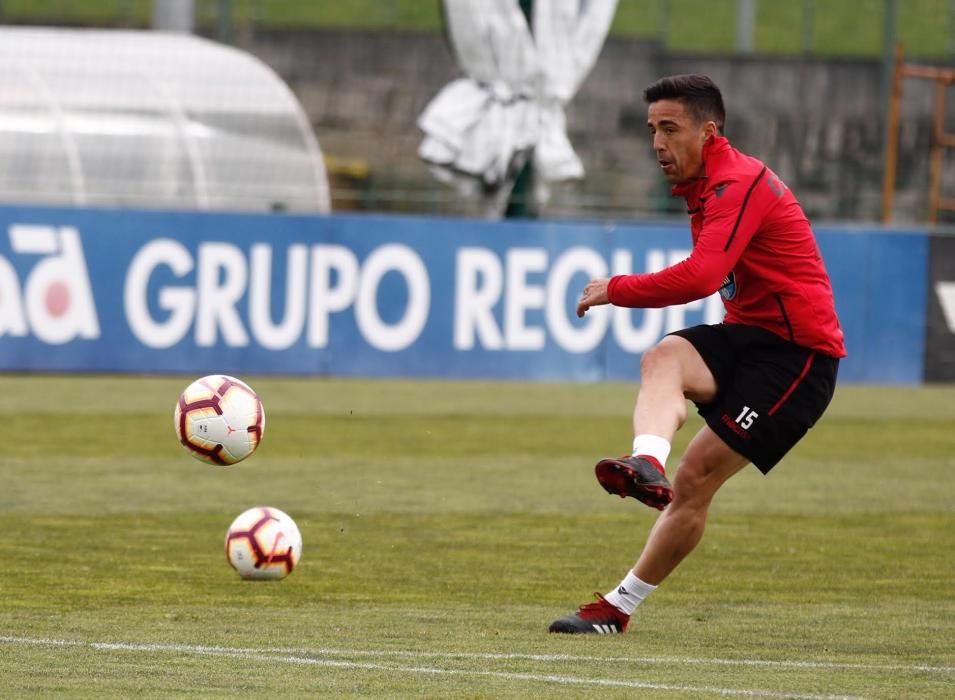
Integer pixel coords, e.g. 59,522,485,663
669,323,839,473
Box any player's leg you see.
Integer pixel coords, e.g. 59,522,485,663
632,425,748,584
595,333,721,510
633,334,720,440
549,427,746,634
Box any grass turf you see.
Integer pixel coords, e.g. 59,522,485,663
0,375,952,698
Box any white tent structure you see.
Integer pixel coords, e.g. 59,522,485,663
418,0,618,216
0,27,330,213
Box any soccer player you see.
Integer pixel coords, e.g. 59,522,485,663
549,74,846,634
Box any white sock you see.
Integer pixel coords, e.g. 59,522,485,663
604,570,657,616
632,434,672,469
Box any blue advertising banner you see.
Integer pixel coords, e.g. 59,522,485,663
0,206,928,383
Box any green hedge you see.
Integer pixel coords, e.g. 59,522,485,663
0,0,950,58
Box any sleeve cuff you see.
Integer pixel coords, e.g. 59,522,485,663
607,275,622,305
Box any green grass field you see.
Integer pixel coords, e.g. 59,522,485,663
0,375,953,698
1,0,951,57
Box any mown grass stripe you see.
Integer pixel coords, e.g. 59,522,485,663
0,636,868,700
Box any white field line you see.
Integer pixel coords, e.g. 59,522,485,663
0,635,871,700
270,645,955,675
5,634,952,675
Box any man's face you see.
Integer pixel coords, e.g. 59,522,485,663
646,99,715,184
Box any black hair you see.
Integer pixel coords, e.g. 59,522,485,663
643,74,726,133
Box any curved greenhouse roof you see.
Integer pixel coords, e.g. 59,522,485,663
0,27,330,213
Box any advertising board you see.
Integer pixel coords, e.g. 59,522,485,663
0,206,928,383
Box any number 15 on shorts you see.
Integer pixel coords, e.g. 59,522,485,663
735,406,759,430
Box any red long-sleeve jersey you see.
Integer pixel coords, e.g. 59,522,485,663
609,136,846,358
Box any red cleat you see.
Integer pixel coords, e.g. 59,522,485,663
595,455,673,511
549,593,630,634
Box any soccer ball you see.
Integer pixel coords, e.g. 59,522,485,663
225,507,303,580
174,375,265,465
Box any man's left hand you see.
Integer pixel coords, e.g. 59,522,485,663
577,278,611,317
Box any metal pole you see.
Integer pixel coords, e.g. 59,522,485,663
882,43,903,224
879,0,899,221
949,0,955,57
658,0,671,44
801,0,814,55
735,0,756,53
152,0,194,33
881,0,898,147
217,0,233,44
505,0,537,218
118,0,135,26
928,80,946,224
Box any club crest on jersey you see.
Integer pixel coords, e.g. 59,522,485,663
719,271,737,300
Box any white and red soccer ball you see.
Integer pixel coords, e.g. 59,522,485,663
174,376,303,579
174,375,265,465
225,507,303,580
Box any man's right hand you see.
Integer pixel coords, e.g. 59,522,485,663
577,278,611,317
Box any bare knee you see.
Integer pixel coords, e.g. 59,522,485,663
640,337,685,379
670,457,722,509
639,340,691,419
641,336,717,404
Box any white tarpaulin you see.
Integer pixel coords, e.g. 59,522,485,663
418,0,618,214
